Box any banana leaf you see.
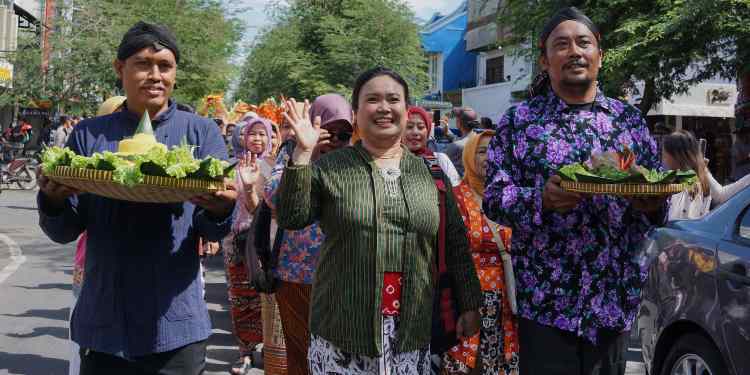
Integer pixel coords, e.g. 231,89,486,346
639,168,677,184
575,164,630,183
559,163,586,181
676,170,697,184
558,161,693,185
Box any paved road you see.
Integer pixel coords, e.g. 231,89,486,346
0,189,258,375
0,189,645,374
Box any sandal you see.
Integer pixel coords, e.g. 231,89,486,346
230,355,252,375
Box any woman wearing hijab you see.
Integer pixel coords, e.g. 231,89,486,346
277,67,482,374
265,93,353,375
442,130,520,375
403,106,461,186
270,122,281,157
223,116,275,374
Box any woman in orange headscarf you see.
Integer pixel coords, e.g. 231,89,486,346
443,130,520,375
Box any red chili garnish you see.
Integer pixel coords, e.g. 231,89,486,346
618,148,635,171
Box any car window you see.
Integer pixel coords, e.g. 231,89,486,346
738,206,750,240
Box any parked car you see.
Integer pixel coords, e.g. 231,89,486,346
638,188,750,375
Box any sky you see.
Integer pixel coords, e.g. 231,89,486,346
231,0,460,46
222,0,461,96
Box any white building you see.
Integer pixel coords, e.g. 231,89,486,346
632,77,738,182
461,0,532,123
461,1,738,181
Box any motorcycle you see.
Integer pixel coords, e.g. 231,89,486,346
0,142,37,191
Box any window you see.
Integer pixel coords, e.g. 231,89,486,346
429,54,442,93
739,206,750,240
486,56,505,85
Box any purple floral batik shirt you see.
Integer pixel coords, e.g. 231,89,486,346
483,89,660,343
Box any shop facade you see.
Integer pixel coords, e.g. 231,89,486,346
644,81,738,183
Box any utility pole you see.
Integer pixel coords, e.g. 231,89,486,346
41,0,55,90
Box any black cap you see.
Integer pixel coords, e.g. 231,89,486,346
117,21,180,64
539,7,600,50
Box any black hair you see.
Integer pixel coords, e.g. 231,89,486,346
480,117,494,129
529,7,601,98
117,21,180,64
663,130,709,197
539,7,600,54
351,67,410,111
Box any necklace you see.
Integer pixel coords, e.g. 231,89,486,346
379,167,402,198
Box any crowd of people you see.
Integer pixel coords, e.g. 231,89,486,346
32,7,750,375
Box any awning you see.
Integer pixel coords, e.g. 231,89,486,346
646,83,737,118
14,3,42,33
420,38,442,54
647,104,735,118
415,99,453,110
465,22,497,51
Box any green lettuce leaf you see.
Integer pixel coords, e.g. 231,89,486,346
40,147,76,174
112,160,144,187
138,146,170,177
43,142,227,187
164,144,200,179
70,155,94,169
188,157,227,180
91,151,123,171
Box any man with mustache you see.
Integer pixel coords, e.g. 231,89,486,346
483,7,664,375
37,22,235,374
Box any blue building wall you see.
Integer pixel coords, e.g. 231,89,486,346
421,6,477,94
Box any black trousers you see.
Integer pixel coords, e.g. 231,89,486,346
518,318,627,375
79,340,206,375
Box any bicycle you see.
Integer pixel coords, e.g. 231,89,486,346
0,141,38,191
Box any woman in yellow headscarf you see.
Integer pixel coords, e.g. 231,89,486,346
443,130,520,375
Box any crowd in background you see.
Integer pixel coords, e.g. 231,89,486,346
33,11,750,375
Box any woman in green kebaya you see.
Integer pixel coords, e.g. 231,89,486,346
277,67,482,374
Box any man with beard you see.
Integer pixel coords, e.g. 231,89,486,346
37,21,235,374
483,7,664,375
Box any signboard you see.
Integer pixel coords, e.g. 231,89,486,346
0,60,12,88
707,88,732,106
19,107,49,117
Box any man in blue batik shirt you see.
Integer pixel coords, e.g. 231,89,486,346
37,21,236,375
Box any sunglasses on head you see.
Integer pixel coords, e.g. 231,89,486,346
329,131,352,142
322,124,353,142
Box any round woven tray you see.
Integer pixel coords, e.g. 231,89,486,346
560,180,688,196
47,166,225,203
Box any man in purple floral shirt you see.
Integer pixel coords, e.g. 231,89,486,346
483,7,664,375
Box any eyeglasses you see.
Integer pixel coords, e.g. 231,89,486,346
330,131,352,142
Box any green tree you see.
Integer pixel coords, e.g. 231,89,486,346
4,0,243,114
498,0,750,113
236,0,428,104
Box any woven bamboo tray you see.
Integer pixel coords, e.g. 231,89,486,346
47,166,225,203
560,180,688,196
